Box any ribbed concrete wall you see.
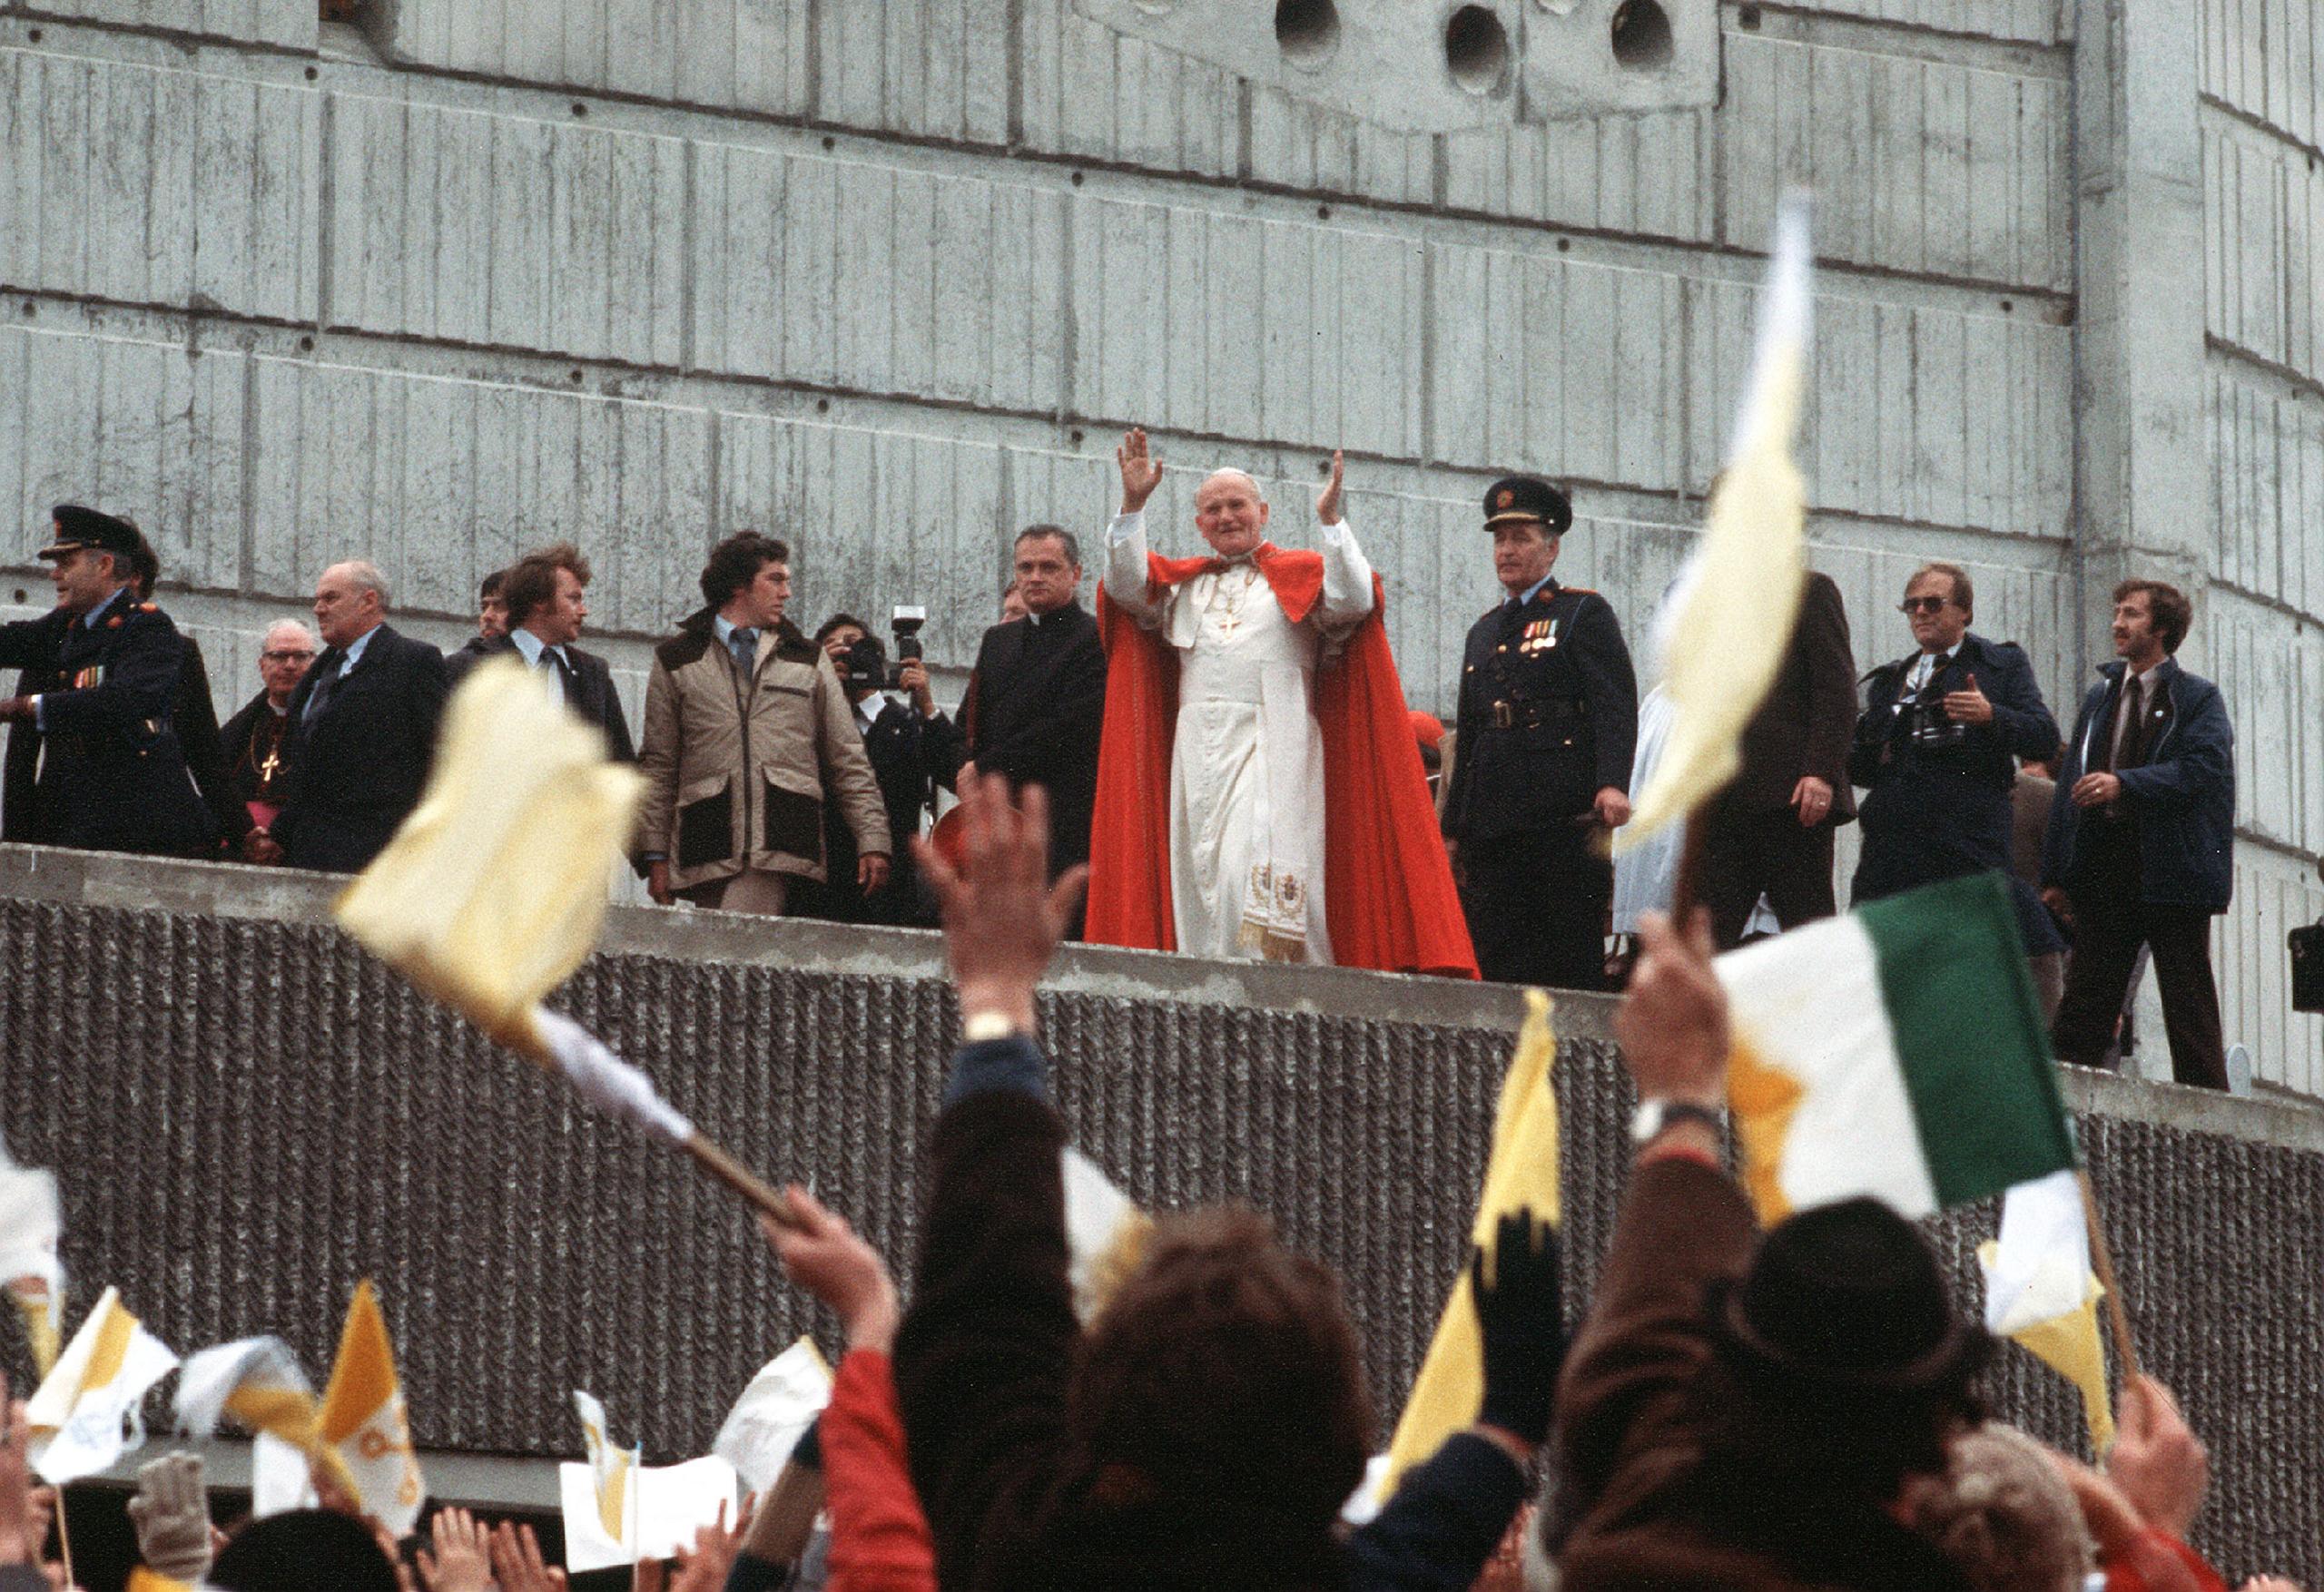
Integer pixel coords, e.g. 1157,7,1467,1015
0,0,2312,1088
2194,0,2324,1087
0,847,2319,1583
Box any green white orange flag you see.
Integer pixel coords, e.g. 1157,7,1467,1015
1377,988,1561,1501
1718,872,2077,1224
25,1286,179,1484
318,1281,427,1536
1619,194,1813,850
1981,1169,2114,1452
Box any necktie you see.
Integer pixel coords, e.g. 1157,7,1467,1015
301,651,343,724
545,646,575,699
728,628,758,674
2111,676,2148,771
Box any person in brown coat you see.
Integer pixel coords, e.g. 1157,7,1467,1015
1697,567,1858,949
1550,908,1989,1592
635,532,890,916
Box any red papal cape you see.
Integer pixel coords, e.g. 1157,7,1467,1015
1085,545,1478,978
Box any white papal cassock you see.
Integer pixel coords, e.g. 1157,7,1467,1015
1105,507,1376,964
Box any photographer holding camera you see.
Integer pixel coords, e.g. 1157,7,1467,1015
800,609,961,926
1849,563,2064,959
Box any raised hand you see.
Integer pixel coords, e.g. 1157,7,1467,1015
1315,449,1346,526
2108,1374,2209,1538
415,1505,492,1592
667,1498,750,1592
911,772,1088,1034
1118,427,1163,516
1613,909,1728,1113
763,1185,901,1352
487,1520,568,1592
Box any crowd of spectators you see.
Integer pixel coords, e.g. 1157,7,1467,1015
0,776,2287,1592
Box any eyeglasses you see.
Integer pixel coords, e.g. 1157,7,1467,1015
1896,596,1953,615
261,649,316,663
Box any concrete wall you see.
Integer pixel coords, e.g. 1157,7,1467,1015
2,844,2320,1581
0,0,2311,1079
2192,0,2324,1088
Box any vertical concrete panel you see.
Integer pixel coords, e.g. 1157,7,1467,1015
1203,215,1265,442
780,156,837,388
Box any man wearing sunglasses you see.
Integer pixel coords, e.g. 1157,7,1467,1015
1848,564,2063,958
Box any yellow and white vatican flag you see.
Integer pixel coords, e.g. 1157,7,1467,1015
25,1286,179,1484
574,1391,641,1544
336,657,643,1057
0,1135,64,1378
1375,988,1561,1503
175,1334,327,1516
1619,195,1815,850
1062,1149,1154,1325
318,1282,427,1536
1980,1168,2114,1452
711,1339,832,1495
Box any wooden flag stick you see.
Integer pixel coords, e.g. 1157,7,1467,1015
1668,817,1713,928
52,1484,74,1591
2076,1169,2142,1381
684,1133,808,1233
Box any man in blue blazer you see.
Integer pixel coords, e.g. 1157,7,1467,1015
255,561,448,873
2040,580,2234,1089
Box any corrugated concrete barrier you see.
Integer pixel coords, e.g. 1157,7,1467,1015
0,844,2317,1581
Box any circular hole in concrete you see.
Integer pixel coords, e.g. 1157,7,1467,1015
1275,0,1341,69
299,334,315,350
305,65,319,79
26,26,41,41
12,590,24,604
1610,0,1674,69
1445,5,1512,95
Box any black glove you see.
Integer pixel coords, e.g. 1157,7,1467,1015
1471,1207,1564,1447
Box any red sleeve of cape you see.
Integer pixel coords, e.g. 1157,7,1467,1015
1317,576,1479,978
1086,558,1181,951
1086,550,1476,978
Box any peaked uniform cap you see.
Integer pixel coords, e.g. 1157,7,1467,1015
39,505,143,563
1482,477,1572,535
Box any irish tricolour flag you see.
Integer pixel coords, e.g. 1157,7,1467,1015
1718,872,2077,1224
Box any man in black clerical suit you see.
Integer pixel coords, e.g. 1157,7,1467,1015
960,526,1108,887
219,617,318,830
1696,567,1859,948
446,542,635,762
256,559,448,873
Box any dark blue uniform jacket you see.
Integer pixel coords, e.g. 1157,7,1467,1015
0,596,214,855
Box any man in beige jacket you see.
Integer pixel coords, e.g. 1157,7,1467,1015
636,531,891,915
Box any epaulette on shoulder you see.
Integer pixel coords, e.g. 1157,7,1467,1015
1560,585,1600,597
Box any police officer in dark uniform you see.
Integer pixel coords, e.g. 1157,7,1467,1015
1442,477,1639,988
0,506,215,856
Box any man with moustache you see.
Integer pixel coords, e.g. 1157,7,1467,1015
448,542,634,762
2040,581,2234,1089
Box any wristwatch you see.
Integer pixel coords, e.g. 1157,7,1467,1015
1630,1097,1727,1145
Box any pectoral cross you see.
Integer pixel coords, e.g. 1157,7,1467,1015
258,745,281,783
